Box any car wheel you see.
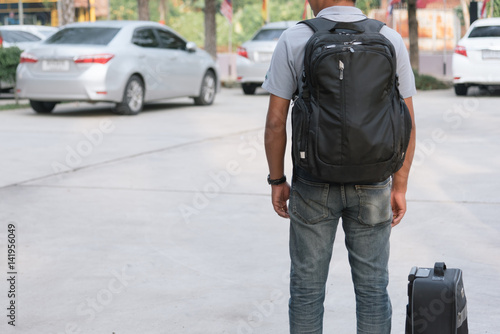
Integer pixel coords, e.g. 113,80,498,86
30,100,57,114
114,75,144,115
242,83,257,95
194,70,216,106
454,84,468,96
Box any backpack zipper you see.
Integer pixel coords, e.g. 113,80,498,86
339,58,346,164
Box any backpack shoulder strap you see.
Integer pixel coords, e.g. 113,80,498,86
354,18,386,33
299,17,337,33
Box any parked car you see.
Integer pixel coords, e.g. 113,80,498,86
16,21,219,115
0,25,57,49
236,21,297,95
452,18,500,96
0,25,57,92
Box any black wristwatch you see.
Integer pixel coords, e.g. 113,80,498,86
267,174,286,185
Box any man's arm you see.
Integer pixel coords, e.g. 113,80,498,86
391,96,416,227
265,94,291,218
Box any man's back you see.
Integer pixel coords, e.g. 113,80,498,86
262,6,416,102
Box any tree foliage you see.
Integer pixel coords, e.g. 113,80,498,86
109,0,307,50
109,0,417,51
486,0,500,17
0,47,22,85
356,0,380,15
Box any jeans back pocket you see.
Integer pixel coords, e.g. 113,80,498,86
355,178,392,226
291,177,329,225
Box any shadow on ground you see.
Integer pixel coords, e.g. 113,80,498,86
23,101,200,117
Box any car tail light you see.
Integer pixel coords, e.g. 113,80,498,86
20,52,38,63
237,46,248,58
0,34,3,47
74,54,114,64
454,45,467,57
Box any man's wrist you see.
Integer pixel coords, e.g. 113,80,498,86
392,174,408,193
267,174,286,185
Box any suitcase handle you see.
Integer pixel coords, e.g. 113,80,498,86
434,262,447,277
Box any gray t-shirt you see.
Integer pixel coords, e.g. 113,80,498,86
262,6,416,100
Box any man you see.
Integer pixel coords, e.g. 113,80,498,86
262,0,416,333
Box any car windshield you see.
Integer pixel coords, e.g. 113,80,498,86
45,27,120,45
469,25,500,38
253,29,286,41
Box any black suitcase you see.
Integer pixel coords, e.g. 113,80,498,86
405,262,468,334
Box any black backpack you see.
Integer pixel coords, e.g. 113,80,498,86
291,18,412,183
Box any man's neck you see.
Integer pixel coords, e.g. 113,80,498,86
314,0,355,15
331,0,355,6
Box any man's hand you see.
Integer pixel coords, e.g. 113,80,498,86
391,190,406,227
272,182,291,218
390,96,415,227
265,94,291,219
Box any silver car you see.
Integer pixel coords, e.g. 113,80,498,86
236,21,297,95
16,21,219,115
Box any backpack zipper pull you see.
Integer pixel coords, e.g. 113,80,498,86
339,60,344,80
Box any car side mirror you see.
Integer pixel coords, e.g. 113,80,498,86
186,41,197,53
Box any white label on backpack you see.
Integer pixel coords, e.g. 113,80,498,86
300,151,306,159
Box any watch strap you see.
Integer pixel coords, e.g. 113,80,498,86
267,174,286,185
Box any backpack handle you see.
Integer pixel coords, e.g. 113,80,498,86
329,22,365,33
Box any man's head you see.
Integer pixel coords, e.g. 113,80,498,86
308,0,357,16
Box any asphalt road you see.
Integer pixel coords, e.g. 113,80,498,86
0,87,499,333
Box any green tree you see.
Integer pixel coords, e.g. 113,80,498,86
0,47,22,85
109,0,324,51
110,0,138,20
356,0,380,15
487,0,500,17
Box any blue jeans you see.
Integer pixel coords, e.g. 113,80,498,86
288,176,393,334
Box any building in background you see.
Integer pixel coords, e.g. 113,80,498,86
370,0,463,52
0,0,109,26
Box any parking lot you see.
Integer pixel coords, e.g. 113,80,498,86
1,87,499,333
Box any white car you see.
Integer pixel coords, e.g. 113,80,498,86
16,21,219,115
0,25,57,92
236,21,297,95
452,18,500,96
0,25,58,49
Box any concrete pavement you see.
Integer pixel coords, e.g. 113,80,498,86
0,88,499,333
